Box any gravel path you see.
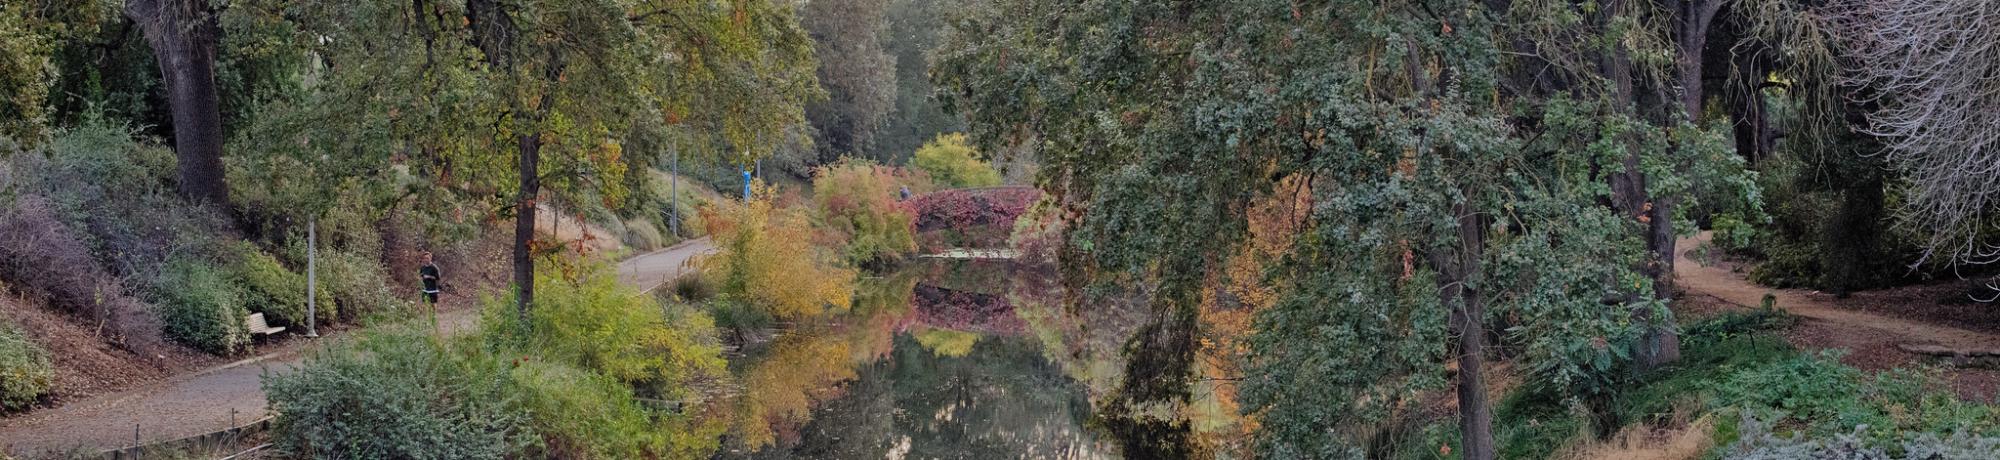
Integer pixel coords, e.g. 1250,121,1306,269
0,238,714,456
1676,232,2000,350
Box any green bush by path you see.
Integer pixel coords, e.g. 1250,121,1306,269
270,264,732,459
315,247,405,322
0,320,53,411
264,328,535,459
1389,310,2000,459
480,266,729,402
156,259,251,355
229,242,334,328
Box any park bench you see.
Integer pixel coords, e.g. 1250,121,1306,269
245,313,286,336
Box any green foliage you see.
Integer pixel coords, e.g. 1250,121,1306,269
811,160,919,268
156,258,250,355
0,0,108,142
1615,334,1796,427
505,358,720,459
706,298,773,337
867,0,967,163
1704,354,1999,442
1682,307,1797,348
1712,211,1762,254
263,328,535,459
0,320,53,411
1722,414,2000,459
1745,155,1914,292
271,266,731,459
931,2,1763,455
909,133,999,188
802,0,897,163
228,242,333,328
1493,390,1591,460
271,0,822,231
670,270,718,304
312,246,404,322
480,267,728,402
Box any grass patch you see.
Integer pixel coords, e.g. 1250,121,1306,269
0,320,53,411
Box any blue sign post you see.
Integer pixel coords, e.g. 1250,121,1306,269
742,170,753,201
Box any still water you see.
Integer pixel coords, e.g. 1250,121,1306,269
716,259,1134,459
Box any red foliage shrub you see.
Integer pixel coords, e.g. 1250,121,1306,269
906,186,1041,251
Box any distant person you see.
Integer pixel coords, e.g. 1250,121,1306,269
419,251,441,305
899,185,911,201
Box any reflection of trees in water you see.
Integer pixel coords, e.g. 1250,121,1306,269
718,260,1186,459
724,274,916,450
1008,261,1203,458
739,335,1113,459
908,283,1026,335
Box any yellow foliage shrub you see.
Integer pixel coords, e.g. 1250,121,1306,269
699,195,856,319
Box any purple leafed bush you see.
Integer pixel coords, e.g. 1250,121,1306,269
0,195,168,354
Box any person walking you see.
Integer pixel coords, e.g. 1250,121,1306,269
419,251,441,330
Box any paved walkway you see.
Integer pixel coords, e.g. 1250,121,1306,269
0,238,714,456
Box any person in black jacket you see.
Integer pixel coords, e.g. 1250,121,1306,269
419,251,441,305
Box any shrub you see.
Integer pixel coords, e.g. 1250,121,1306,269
0,195,166,353
0,195,126,319
811,159,919,268
506,359,725,459
482,267,727,399
1722,412,2000,459
620,218,664,251
315,247,402,322
0,321,53,411
1685,305,1795,344
263,328,535,459
907,186,1040,251
706,298,773,337
480,266,730,457
157,259,251,354
699,197,856,319
230,242,334,328
911,133,1002,188
1712,211,1761,254
670,270,717,303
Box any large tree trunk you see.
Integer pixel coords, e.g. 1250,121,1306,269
1604,0,1684,369
125,0,229,207
512,132,540,325
1436,200,1495,460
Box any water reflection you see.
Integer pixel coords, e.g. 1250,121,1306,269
718,260,1122,459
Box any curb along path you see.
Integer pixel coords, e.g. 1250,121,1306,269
0,238,715,456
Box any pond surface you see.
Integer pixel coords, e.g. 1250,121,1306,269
716,259,1136,459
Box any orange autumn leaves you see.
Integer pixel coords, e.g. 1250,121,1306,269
1192,175,1313,448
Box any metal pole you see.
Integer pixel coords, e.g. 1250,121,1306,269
670,147,679,238
306,219,319,337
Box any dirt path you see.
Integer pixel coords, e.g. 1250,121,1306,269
1676,232,2000,351
0,238,715,456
